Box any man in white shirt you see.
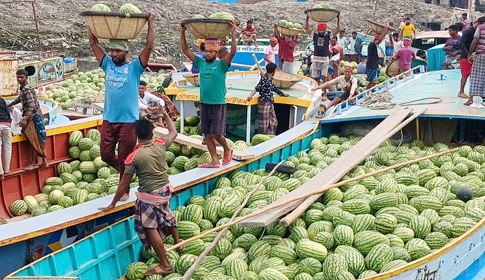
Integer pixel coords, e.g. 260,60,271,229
264,37,278,66
337,30,350,60
391,32,404,57
138,80,166,127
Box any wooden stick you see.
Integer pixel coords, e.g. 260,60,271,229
279,107,427,226
181,161,284,280
166,148,458,252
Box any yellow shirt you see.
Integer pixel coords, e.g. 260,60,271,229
401,24,415,38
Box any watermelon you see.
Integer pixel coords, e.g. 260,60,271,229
69,131,83,146
125,262,148,280
91,3,111,12
295,239,328,261
57,162,72,175
79,138,94,151
119,3,142,13
10,200,28,216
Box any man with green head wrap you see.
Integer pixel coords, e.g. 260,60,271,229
88,13,155,201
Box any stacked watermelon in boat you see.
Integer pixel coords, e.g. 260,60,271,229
8,128,135,217
123,136,485,280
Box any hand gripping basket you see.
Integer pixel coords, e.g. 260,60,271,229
183,73,200,87
272,71,301,89
181,18,232,40
277,25,301,37
304,8,340,22
80,11,149,39
367,20,396,34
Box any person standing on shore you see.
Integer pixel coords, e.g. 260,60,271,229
88,14,155,200
181,21,237,168
0,96,12,179
8,69,48,170
367,27,388,89
465,17,485,106
458,18,485,99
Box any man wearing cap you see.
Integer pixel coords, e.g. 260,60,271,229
274,24,299,74
458,17,485,99
305,14,341,84
181,20,237,168
239,20,257,46
442,25,461,70
394,38,415,73
88,13,155,201
367,28,388,89
264,37,278,66
465,16,485,106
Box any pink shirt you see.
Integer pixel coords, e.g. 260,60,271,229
264,45,276,64
278,38,298,62
396,47,415,70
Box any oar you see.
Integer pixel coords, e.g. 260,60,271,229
252,53,264,75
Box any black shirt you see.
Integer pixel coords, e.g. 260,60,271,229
255,74,284,102
0,98,12,124
460,26,476,59
313,32,331,57
367,41,379,70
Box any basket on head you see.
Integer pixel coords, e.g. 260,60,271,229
277,26,301,37
181,18,232,40
304,8,340,22
81,11,149,39
272,71,301,89
183,73,200,87
367,20,396,35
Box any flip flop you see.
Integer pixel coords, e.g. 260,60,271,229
198,163,220,168
222,150,233,166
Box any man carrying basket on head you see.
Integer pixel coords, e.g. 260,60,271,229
88,13,155,201
180,20,237,168
304,14,341,85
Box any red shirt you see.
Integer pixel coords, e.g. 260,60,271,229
278,38,298,62
242,26,256,36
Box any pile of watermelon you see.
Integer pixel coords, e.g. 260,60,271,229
125,135,485,280
91,3,143,13
8,129,137,217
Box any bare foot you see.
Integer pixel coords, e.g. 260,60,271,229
145,265,173,276
120,193,129,201
458,92,469,98
0,174,4,180
24,164,38,171
40,162,49,169
464,99,474,106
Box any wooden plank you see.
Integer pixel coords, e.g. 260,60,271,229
239,107,415,227
153,127,254,161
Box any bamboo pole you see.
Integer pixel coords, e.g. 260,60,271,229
180,161,284,280
166,147,458,252
279,107,427,227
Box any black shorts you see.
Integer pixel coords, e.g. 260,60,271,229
200,104,227,136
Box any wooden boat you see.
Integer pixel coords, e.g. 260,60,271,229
7,65,485,279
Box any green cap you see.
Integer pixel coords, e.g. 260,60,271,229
108,39,129,51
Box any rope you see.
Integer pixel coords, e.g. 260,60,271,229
361,91,443,110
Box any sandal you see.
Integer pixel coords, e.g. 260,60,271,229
222,149,233,166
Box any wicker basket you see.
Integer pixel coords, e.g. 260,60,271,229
272,71,301,89
304,8,340,22
277,26,301,37
367,20,396,34
181,18,232,40
80,11,149,39
183,73,200,87
386,59,400,77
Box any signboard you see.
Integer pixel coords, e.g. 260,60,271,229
176,93,249,106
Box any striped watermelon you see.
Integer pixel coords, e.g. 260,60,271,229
258,268,289,280
178,221,201,240
333,225,354,246
57,162,72,175
212,237,232,260
23,195,39,212
87,128,101,144
298,257,322,276
353,230,390,255
322,254,348,279
409,196,443,212
340,199,371,215
125,262,148,280
289,226,309,242
380,259,408,273
181,204,203,224
79,161,97,174
247,240,271,262
10,200,28,216
68,131,83,147
370,193,399,211
374,213,397,234
295,239,328,261
225,258,248,279
69,146,81,159
364,243,393,271
174,254,197,275
269,245,297,265
45,177,64,186
57,196,74,208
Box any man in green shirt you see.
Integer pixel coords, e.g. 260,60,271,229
181,21,237,168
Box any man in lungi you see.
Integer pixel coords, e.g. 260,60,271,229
181,20,237,168
465,17,485,107
247,63,289,134
8,69,48,170
99,108,183,276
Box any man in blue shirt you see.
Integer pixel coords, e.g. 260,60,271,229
180,20,237,168
88,14,154,201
